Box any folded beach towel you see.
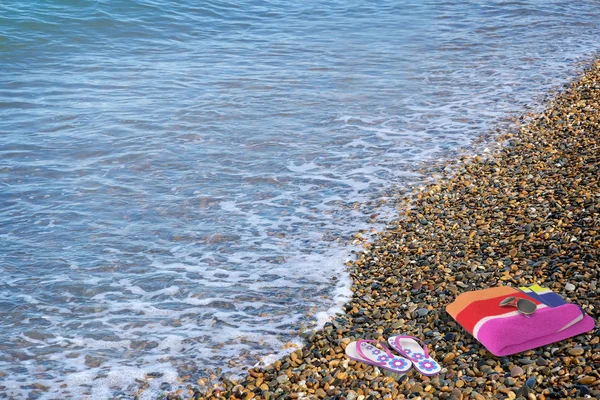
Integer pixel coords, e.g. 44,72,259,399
446,285,595,356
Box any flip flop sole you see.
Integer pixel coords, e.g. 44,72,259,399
345,341,411,373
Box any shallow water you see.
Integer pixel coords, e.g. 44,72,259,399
1,0,599,398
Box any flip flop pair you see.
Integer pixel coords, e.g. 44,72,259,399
345,335,441,376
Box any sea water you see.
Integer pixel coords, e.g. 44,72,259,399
1,0,599,398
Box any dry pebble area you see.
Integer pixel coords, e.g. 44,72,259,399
166,60,600,400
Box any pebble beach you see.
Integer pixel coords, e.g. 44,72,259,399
165,59,600,400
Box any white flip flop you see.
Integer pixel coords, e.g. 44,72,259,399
387,335,441,376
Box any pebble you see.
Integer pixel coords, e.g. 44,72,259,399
84,355,105,368
443,353,456,363
568,347,585,356
525,376,537,389
577,376,596,385
411,383,424,393
565,283,576,291
516,387,531,399
536,357,549,366
168,59,600,400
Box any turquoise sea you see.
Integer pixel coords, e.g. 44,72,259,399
1,1,599,398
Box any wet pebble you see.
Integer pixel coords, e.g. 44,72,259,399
84,355,105,368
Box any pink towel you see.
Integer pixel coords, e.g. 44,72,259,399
476,303,595,356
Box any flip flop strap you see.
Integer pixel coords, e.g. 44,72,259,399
393,335,430,361
356,339,395,365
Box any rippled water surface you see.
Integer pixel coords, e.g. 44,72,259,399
1,0,600,398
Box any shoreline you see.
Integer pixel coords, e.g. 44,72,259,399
168,60,600,400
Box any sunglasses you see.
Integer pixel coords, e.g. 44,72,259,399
499,296,537,317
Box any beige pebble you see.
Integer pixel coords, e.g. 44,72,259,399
577,376,596,385
443,353,456,363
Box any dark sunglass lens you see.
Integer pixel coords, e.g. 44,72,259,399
517,299,537,314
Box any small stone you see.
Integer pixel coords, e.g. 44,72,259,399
130,340,159,350
565,283,576,291
525,376,537,389
444,353,456,363
455,380,464,388
84,355,105,368
160,382,171,391
24,331,55,341
575,384,591,396
32,383,49,391
536,357,548,366
232,385,244,397
511,366,524,377
411,383,424,393
417,308,429,316
392,321,403,329
516,385,530,397
577,376,596,385
517,358,536,365
568,347,585,356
